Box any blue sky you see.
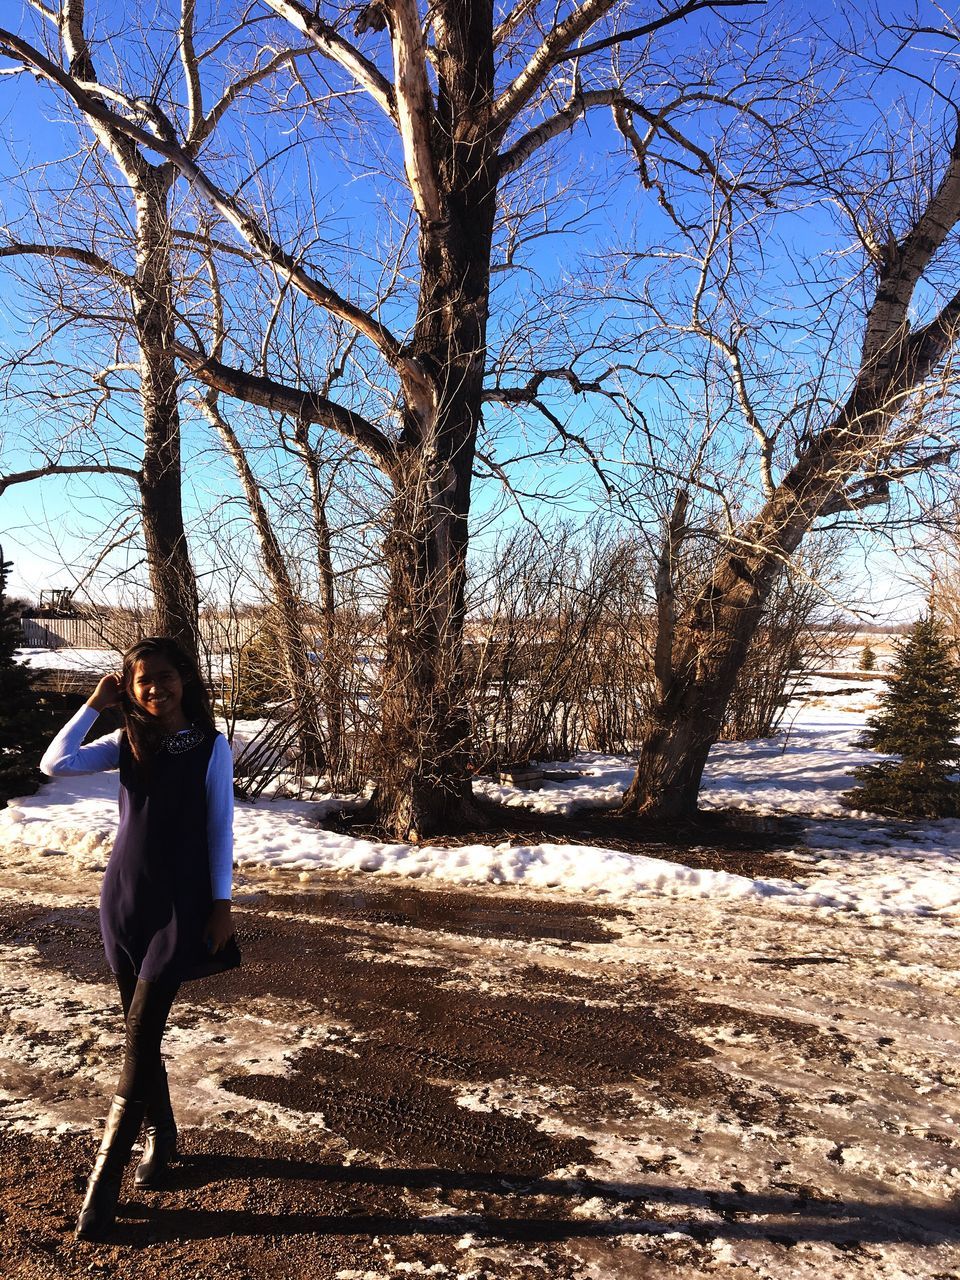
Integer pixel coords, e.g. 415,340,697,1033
0,1,956,621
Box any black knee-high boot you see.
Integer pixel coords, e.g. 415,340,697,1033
135,1063,177,1188
75,1095,146,1240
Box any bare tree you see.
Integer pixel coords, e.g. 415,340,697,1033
1,2,808,836
617,47,960,816
0,3,301,657
128,2,780,836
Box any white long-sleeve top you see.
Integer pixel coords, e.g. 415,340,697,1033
41,704,234,901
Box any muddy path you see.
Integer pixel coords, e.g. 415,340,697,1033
0,862,958,1279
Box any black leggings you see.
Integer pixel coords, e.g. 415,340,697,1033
113,955,180,1103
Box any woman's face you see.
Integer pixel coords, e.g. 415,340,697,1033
128,654,185,722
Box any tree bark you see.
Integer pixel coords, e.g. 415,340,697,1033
622,519,778,817
132,166,200,659
377,448,480,837
371,0,497,838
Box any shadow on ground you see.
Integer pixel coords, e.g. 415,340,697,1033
116,1155,958,1248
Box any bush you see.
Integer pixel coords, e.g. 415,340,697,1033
721,568,821,742
231,615,289,715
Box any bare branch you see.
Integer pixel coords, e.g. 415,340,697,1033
904,280,960,378
816,484,891,520
491,0,617,134
484,388,614,496
0,240,132,287
0,26,431,401
860,117,960,377
265,0,397,120
383,0,443,224
493,0,539,49
554,1,763,62
171,228,262,263
173,342,393,466
491,0,759,137
502,81,761,194
685,208,776,499
614,99,731,193
498,87,621,178
0,463,141,496
483,362,636,401
179,0,203,135
26,1,58,22
192,45,310,149
55,0,144,184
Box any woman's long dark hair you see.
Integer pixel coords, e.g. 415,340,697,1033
120,636,215,764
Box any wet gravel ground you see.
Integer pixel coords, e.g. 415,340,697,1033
0,859,958,1280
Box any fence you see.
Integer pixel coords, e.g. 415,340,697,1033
20,615,262,651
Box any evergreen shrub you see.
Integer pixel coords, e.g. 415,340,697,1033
843,615,960,818
0,553,48,805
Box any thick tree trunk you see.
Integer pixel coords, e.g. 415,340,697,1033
621,646,754,819
623,479,818,818
376,451,480,838
133,168,199,659
370,2,497,838
622,441,854,819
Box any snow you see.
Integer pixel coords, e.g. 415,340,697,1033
4,674,958,920
2,665,959,1277
0,942,333,1138
16,646,118,673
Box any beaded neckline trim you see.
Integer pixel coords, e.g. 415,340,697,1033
162,725,206,754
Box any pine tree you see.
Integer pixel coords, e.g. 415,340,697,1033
859,642,877,671
843,615,960,818
0,551,46,805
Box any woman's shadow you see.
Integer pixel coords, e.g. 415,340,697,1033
114,1153,959,1248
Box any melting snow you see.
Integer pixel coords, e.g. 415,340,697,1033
3,676,958,919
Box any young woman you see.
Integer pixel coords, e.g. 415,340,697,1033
40,636,237,1240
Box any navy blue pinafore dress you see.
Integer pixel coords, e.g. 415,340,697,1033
100,728,229,984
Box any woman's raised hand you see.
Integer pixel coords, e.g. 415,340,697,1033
87,673,123,712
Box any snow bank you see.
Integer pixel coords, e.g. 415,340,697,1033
1,772,815,907
3,673,959,918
